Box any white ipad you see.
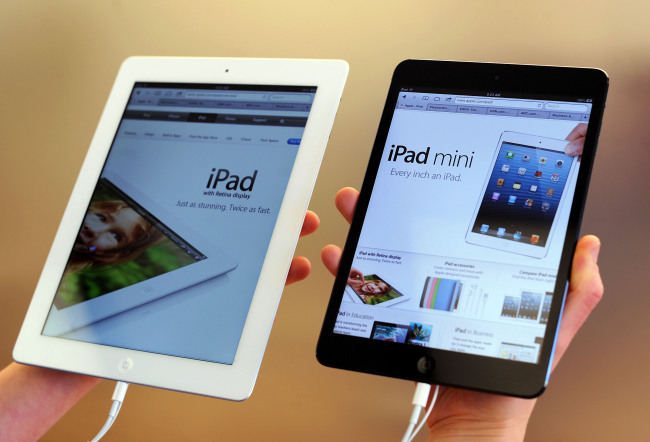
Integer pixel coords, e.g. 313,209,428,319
14,57,348,400
465,131,579,259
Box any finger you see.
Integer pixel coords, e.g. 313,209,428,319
551,235,603,369
565,138,585,156
323,188,358,277
285,256,311,286
321,244,343,276
300,210,320,237
334,187,359,224
565,122,588,141
286,211,319,286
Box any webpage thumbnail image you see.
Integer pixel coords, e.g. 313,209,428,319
334,247,552,362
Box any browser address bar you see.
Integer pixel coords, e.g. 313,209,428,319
455,97,543,110
185,92,269,100
183,92,312,102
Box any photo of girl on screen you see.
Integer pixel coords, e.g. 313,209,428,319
70,199,164,272
53,180,201,309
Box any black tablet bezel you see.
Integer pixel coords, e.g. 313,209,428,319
316,60,608,398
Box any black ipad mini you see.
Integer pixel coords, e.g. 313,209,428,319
317,60,607,397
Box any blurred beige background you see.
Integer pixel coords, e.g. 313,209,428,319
1,1,648,440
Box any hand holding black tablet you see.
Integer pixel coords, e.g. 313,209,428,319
321,188,603,438
317,60,608,398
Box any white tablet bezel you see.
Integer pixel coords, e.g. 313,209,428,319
465,131,578,259
14,57,348,400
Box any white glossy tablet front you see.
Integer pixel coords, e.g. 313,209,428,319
14,57,348,400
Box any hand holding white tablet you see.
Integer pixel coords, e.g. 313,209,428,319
321,187,604,440
0,210,320,441
13,57,348,401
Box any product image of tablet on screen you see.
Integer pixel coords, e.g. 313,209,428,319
42,174,237,337
465,131,579,258
14,57,348,400
317,59,607,398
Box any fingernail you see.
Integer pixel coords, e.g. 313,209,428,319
565,142,579,156
591,239,601,263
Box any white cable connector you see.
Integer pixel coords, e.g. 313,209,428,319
90,381,129,442
401,382,440,442
412,382,431,408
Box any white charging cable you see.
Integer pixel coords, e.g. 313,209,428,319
401,382,440,442
90,381,129,442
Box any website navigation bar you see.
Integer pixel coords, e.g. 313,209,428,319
123,110,308,127
397,93,591,122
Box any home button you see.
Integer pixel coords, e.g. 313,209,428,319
118,357,134,373
416,356,435,374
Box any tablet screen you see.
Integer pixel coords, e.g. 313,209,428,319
332,89,591,364
42,82,317,364
469,141,574,248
